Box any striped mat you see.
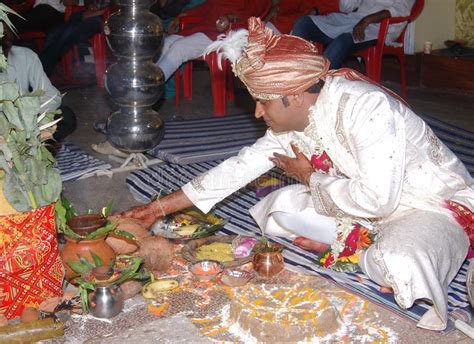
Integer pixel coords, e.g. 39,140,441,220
147,114,267,165
126,160,472,329
147,113,474,175
55,142,111,182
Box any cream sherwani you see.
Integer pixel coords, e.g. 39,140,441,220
182,75,473,330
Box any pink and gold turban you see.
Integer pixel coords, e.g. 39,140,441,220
205,17,407,104
234,17,329,100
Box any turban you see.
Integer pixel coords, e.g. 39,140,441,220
205,17,407,104
206,17,329,100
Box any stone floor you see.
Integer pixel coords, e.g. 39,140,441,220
58,63,474,343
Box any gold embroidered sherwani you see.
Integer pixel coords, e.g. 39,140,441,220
182,76,473,330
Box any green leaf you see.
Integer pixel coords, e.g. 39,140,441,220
78,256,95,269
112,229,136,240
84,222,116,240
67,260,90,274
90,252,103,267
101,201,113,218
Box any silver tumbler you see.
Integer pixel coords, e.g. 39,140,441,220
89,285,124,318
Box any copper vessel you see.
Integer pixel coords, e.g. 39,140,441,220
252,242,284,278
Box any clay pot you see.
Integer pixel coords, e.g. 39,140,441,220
61,237,116,281
253,243,284,278
67,214,107,236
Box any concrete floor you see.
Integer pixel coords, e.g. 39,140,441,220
59,65,474,342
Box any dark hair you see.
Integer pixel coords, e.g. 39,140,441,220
280,79,325,107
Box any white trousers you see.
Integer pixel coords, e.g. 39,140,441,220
157,33,213,81
250,185,469,330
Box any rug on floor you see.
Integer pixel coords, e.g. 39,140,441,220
55,142,112,182
126,160,472,330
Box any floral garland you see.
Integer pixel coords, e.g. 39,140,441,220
296,110,376,272
318,218,375,272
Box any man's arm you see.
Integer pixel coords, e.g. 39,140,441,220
352,9,390,41
120,129,289,226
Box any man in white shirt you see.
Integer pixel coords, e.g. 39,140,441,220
120,18,473,331
1,23,76,144
292,0,415,69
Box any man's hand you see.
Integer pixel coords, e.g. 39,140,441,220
269,143,314,185
216,13,238,33
167,16,180,34
353,10,391,42
115,202,162,229
352,18,369,42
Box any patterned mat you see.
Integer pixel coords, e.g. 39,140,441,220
55,142,111,182
126,160,472,329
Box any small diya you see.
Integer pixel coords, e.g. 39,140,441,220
189,260,223,282
220,269,253,287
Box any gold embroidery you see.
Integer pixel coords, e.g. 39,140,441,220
425,126,443,165
335,93,352,153
311,179,343,217
190,173,208,192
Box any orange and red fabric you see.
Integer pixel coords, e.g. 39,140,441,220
0,204,64,319
177,0,271,40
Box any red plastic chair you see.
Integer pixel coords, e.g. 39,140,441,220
352,0,425,99
173,15,234,117
174,3,271,116
62,5,111,88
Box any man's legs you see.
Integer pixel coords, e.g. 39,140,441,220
291,16,333,44
323,33,377,69
157,32,213,81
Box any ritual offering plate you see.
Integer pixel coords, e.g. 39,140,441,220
182,235,257,268
151,207,227,240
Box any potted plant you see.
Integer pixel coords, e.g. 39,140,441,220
0,4,65,320
67,254,149,316
55,199,137,281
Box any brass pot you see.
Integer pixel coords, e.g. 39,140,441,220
252,242,284,278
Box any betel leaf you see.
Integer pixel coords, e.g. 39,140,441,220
90,252,103,267
78,256,95,270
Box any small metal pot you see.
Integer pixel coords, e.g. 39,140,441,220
89,285,124,318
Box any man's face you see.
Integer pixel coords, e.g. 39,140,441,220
254,96,309,133
1,24,14,57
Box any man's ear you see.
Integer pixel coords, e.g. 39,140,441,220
290,93,305,107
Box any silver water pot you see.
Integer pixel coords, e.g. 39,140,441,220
89,285,124,318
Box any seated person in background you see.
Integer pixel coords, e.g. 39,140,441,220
120,18,473,331
156,0,271,83
9,0,75,37
292,0,414,69
1,22,77,145
265,0,339,34
39,0,109,76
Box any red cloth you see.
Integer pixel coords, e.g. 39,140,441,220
310,151,334,173
0,204,64,319
271,0,339,34
178,0,271,40
445,200,474,248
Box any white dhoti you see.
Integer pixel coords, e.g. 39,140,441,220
250,185,469,331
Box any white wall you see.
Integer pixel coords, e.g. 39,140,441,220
414,0,456,52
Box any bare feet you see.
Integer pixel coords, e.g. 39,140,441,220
293,236,330,253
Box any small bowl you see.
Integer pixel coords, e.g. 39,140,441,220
189,260,223,282
67,214,107,236
220,269,253,287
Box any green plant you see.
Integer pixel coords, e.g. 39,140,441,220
55,198,135,241
0,4,62,211
68,255,149,313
